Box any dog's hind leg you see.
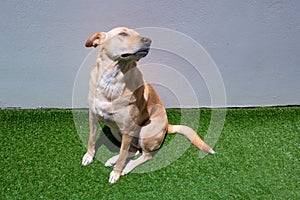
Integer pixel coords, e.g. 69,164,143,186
105,154,119,167
121,151,154,175
105,150,139,167
120,116,167,175
105,139,139,167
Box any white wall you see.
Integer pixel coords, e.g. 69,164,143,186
1,0,299,108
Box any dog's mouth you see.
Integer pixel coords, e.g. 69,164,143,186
121,48,150,59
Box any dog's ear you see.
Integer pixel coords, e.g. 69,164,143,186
85,32,107,48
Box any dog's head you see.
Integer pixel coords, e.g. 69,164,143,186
85,27,151,61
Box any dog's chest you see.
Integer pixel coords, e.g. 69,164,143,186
99,68,126,100
90,68,127,121
91,96,132,125
92,99,114,121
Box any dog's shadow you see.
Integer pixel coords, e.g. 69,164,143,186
94,126,121,155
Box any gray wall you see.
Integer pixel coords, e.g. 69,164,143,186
1,1,299,108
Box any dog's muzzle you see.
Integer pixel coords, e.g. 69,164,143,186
121,37,151,59
121,48,150,58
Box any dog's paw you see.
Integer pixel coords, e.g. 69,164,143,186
109,170,121,184
210,149,216,155
121,169,129,176
121,163,133,176
104,160,115,168
82,152,94,166
105,155,119,167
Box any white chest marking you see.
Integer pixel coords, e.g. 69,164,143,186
99,67,125,101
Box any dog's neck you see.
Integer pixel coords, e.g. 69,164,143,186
96,49,137,76
96,53,145,101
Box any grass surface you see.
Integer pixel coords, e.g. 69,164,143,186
0,107,299,199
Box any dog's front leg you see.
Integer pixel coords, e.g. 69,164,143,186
82,111,99,166
109,134,132,184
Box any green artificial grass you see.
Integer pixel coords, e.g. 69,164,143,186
0,107,299,199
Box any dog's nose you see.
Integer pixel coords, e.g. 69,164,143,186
141,37,151,45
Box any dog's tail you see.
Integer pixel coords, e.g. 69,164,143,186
167,124,215,154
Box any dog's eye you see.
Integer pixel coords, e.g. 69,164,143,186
119,32,129,36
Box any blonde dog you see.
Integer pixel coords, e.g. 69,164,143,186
82,27,215,184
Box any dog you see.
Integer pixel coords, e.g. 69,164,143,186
81,27,215,184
